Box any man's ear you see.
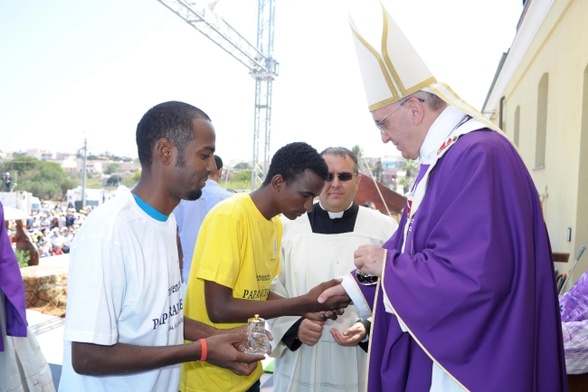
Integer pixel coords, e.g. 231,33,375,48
271,174,284,191
156,138,173,165
408,97,426,125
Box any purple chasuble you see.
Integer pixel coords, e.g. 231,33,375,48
0,203,28,352
358,130,567,391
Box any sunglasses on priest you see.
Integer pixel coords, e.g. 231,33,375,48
326,172,358,182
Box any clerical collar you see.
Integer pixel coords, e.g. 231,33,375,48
317,201,354,219
419,106,467,164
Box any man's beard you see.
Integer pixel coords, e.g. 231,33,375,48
185,188,202,201
175,153,203,202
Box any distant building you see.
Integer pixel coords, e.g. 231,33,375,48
25,148,56,161
115,161,140,174
83,161,103,174
61,156,78,172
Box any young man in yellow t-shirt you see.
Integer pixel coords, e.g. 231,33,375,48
180,142,351,392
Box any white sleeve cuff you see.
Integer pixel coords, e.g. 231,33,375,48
341,274,372,319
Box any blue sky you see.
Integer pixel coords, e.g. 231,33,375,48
0,0,523,162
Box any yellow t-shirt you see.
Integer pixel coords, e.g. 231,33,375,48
180,193,282,392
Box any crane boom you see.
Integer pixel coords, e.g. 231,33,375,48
156,0,278,189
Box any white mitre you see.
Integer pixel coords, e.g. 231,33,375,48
348,0,499,131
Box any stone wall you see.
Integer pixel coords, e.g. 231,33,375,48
20,254,68,317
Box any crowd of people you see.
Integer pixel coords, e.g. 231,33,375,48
5,204,93,261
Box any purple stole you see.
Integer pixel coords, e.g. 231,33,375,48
0,204,27,352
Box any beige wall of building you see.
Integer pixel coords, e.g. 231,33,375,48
484,0,588,287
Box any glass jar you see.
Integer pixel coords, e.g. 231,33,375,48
244,314,270,355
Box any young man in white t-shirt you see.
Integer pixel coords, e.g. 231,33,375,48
59,101,264,391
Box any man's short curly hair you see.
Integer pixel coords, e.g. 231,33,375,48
320,147,359,174
262,142,328,186
136,101,211,169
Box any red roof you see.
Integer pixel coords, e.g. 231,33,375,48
354,174,406,218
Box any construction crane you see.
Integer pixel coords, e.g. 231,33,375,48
156,0,278,189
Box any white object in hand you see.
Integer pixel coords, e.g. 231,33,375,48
244,314,270,355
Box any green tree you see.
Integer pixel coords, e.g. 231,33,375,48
234,162,250,170
130,170,141,184
15,249,30,268
106,174,122,187
400,158,419,179
2,154,37,177
225,169,252,191
61,179,74,198
373,158,383,183
84,172,105,189
351,145,365,170
398,159,419,194
2,157,73,200
105,163,120,175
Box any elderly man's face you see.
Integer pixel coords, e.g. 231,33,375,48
372,97,426,160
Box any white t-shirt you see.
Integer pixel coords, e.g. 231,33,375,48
59,188,184,392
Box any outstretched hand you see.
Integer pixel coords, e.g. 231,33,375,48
204,333,265,376
317,282,347,304
306,279,350,312
330,322,366,347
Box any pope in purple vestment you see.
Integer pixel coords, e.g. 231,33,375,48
319,3,567,391
352,128,567,391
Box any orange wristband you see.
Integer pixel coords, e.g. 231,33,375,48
199,338,207,362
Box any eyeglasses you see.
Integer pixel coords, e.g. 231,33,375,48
326,172,357,182
375,97,425,133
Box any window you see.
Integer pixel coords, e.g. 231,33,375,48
534,73,548,170
514,106,521,147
